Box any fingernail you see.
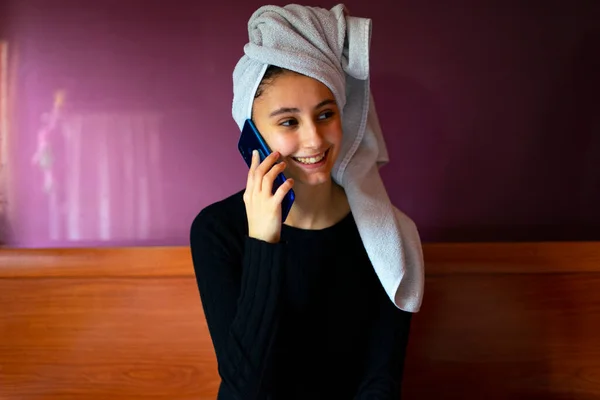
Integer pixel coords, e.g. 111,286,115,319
253,150,258,156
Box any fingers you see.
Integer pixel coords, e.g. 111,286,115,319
255,151,279,183
263,161,287,194
249,149,260,177
245,150,260,197
253,151,280,193
246,150,289,198
273,178,294,204
243,149,291,242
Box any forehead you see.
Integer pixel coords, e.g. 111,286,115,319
258,72,335,103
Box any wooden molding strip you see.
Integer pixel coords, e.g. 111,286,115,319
0,246,193,277
421,241,600,274
0,242,599,278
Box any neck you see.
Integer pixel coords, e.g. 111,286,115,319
284,179,349,230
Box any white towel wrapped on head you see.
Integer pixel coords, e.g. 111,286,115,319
232,3,424,312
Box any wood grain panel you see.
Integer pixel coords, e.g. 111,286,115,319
403,273,600,400
0,277,219,400
1,243,599,399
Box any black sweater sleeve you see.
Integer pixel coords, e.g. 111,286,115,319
355,290,413,400
190,208,286,400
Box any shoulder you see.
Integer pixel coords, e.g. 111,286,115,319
190,189,247,243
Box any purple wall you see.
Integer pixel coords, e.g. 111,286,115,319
1,0,598,247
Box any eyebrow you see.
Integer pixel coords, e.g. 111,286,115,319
268,99,336,118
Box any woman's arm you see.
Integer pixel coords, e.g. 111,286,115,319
355,289,413,400
190,209,286,399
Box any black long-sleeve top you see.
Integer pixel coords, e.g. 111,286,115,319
190,190,412,399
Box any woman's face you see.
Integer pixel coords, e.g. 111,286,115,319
251,71,343,187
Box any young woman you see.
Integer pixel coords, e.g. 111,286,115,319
190,4,422,399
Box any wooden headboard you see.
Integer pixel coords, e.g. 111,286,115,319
1,242,599,399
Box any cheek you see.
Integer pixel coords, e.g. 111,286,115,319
267,135,297,157
327,125,343,162
327,123,343,145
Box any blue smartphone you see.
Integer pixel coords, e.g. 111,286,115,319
238,119,295,223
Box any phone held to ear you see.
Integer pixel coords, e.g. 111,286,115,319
238,119,295,223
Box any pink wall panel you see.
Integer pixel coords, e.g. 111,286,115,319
1,0,598,247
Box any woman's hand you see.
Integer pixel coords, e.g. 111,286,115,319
243,150,294,243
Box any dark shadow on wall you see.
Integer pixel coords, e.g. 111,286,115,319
371,73,451,243
373,29,600,243
371,71,543,243
459,28,600,243
530,29,600,240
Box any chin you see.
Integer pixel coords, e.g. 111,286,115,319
305,177,331,186
292,171,332,187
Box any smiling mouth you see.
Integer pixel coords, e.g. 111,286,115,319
292,149,329,165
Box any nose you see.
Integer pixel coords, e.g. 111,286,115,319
299,121,325,150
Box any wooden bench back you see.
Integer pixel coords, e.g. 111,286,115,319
1,243,598,399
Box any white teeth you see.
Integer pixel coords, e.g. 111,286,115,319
294,152,326,165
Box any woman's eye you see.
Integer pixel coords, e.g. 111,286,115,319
281,119,298,127
318,111,334,120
